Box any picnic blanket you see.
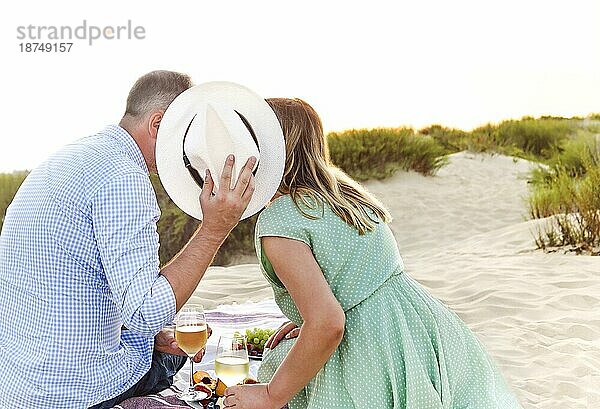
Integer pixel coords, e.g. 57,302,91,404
114,386,192,409
115,300,287,409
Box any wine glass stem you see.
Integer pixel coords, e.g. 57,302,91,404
189,357,194,388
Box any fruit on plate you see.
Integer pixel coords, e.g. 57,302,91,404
215,378,227,397
193,370,217,390
235,327,276,357
193,370,211,385
192,383,212,399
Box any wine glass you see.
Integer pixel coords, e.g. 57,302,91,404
175,304,208,400
215,334,250,387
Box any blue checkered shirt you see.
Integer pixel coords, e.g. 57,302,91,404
0,125,176,407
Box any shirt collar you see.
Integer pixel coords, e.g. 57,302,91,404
103,125,149,174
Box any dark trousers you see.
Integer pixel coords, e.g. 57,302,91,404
90,351,187,409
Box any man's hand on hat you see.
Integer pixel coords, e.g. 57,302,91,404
199,154,256,241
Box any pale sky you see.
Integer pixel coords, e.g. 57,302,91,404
1,0,598,172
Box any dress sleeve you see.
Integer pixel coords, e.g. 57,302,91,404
255,196,312,246
91,172,176,338
254,196,314,287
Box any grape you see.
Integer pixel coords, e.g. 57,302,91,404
242,327,276,354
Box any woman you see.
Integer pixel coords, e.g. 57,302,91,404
223,99,522,408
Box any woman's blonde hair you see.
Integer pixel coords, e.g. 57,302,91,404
266,98,391,235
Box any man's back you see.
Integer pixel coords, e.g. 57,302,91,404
0,125,175,407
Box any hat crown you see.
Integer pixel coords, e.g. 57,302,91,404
184,103,260,190
156,81,285,221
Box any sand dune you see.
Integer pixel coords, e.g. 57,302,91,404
189,264,272,309
192,152,600,408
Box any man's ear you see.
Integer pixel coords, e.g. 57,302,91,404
147,111,163,140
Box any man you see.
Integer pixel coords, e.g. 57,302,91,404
0,70,257,408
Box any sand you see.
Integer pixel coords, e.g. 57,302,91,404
190,152,600,409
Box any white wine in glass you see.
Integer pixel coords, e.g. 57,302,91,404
215,334,250,387
175,323,208,356
175,304,207,401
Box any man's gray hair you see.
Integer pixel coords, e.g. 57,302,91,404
124,70,193,119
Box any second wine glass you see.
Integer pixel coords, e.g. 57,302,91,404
215,334,250,387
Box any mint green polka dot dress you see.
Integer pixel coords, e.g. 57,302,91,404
255,195,522,409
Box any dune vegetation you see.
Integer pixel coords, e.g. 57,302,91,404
527,133,600,254
1,115,598,263
0,171,28,228
327,127,447,179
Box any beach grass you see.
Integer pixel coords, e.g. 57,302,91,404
528,132,600,254
491,117,576,159
420,117,579,161
327,127,448,180
0,171,28,228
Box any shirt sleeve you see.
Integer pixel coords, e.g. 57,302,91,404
91,171,176,338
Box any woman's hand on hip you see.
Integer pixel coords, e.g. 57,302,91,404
265,322,300,350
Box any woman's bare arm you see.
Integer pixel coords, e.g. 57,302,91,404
261,236,346,405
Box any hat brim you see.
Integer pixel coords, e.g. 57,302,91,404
156,81,285,221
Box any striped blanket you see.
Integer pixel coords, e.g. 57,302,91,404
114,300,287,409
114,386,195,409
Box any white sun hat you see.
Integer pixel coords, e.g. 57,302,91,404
156,81,285,221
